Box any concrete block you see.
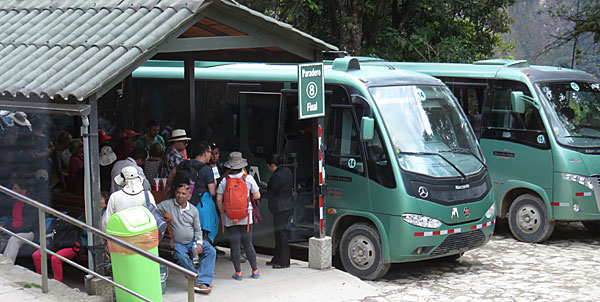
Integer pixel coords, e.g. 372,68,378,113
85,274,115,302
308,236,332,270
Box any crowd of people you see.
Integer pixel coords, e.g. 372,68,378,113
0,113,296,296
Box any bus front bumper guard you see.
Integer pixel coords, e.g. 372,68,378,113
413,219,496,237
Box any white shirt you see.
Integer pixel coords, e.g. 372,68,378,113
110,157,151,193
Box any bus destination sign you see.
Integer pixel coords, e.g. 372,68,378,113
298,63,325,119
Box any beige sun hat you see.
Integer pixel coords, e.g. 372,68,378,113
99,145,117,166
224,151,248,169
169,129,192,142
114,166,144,194
8,111,31,127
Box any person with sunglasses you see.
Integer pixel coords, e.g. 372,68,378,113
158,183,216,294
167,143,219,244
163,129,191,175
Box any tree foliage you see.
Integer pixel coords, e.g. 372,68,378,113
239,0,516,62
542,0,600,51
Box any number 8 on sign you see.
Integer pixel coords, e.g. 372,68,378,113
307,82,318,99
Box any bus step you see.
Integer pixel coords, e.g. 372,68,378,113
289,241,309,249
294,223,313,229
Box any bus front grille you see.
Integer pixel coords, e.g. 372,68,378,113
430,230,485,257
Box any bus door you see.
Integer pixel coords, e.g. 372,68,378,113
278,90,316,241
480,80,552,199
236,90,282,247
325,85,372,213
442,78,488,140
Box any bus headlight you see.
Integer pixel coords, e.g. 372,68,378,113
402,214,442,229
485,203,496,219
561,173,594,190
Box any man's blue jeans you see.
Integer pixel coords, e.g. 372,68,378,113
173,241,216,285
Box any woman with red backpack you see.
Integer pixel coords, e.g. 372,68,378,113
216,152,261,280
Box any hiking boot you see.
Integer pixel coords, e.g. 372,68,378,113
251,270,260,279
232,272,243,281
194,283,212,294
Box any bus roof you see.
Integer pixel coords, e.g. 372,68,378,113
132,58,444,87
362,59,599,84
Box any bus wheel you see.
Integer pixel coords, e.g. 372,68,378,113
508,194,555,243
582,221,600,234
339,223,390,280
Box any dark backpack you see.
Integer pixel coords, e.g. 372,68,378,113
172,160,206,204
47,219,82,252
172,160,202,187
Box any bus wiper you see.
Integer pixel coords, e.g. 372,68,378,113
564,135,600,139
439,148,487,169
397,151,467,180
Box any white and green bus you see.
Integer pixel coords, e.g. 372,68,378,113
366,59,600,242
132,57,496,279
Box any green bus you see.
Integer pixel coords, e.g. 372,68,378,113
365,59,600,242
131,57,496,279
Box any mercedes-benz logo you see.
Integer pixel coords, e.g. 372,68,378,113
418,186,429,199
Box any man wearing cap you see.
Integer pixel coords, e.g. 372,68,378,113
136,119,165,152
102,166,156,231
115,129,140,160
110,148,151,193
164,129,191,174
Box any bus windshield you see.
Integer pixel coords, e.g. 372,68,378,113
369,85,484,177
538,81,600,148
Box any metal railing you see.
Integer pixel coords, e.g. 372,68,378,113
0,185,198,302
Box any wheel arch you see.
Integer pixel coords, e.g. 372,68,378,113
330,212,390,263
498,180,553,220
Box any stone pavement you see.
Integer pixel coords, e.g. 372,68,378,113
364,221,600,302
0,255,104,302
0,249,378,302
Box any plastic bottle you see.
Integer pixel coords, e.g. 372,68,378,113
192,242,200,266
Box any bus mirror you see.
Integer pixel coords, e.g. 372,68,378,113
361,117,374,141
511,91,526,114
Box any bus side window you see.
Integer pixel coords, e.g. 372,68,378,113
365,126,396,188
483,81,546,147
327,108,365,175
326,86,366,176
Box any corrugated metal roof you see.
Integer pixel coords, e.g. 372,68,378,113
0,0,206,101
0,0,338,102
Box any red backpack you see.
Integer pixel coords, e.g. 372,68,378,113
222,174,250,231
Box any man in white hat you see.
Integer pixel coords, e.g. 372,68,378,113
102,166,156,231
110,148,151,193
164,129,191,174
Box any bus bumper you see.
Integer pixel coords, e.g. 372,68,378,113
387,215,496,263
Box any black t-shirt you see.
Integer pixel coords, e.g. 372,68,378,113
195,164,215,193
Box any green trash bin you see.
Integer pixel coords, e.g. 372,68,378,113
107,206,162,302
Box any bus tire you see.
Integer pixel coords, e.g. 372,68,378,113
582,221,600,234
339,223,390,280
508,194,555,243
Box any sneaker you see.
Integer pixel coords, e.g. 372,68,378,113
194,283,212,295
232,272,243,281
251,270,260,279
